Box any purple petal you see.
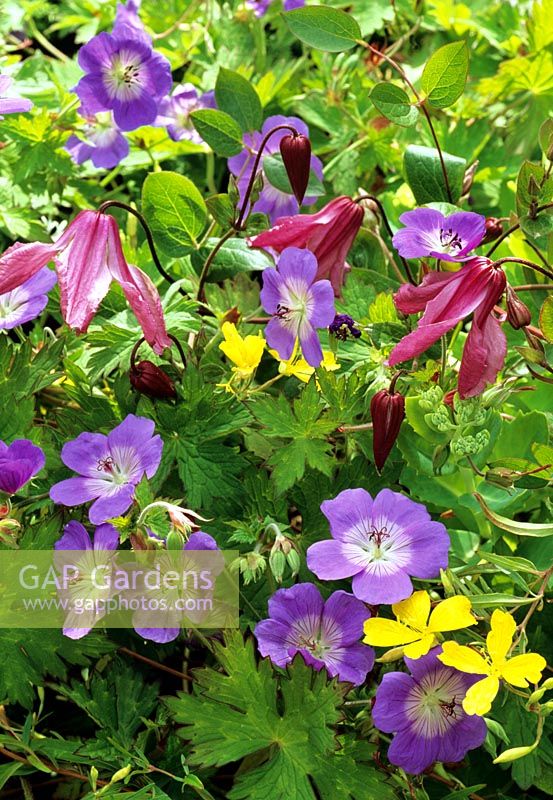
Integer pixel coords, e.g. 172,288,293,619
60,432,109,477
320,488,374,541
185,531,219,550
387,727,439,774
112,92,158,131
0,97,33,114
93,523,120,550
264,316,296,361
352,566,413,605
401,522,450,578
298,325,323,367
322,591,371,646
55,520,92,550
277,247,318,286
134,627,181,643
50,476,102,506
0,463,36,494
74,74,111,115
77,31,118,72
88,484,136,524
308,279,335,327
260,268,283,314
267,582,324,627
306,540,362,580
255,618,296,666
372,672,415,732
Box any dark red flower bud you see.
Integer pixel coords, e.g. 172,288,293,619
505,285,532,329
482,217,503,244
130,360,176,400
279,133,312,205
370,388,405,472
443,390,456,407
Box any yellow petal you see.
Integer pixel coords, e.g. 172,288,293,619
363,618,422,647
403,633,436,659
487,610,516,665
462,676,500,716
320,351,340,372
428,595,475,633
501,653,547,688
392,590,430,632
438,641,490,676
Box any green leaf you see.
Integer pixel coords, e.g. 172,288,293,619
370,83,419,126
474,493,553,537
539,295,553,343
215,68,262,132
421,41,469,108
263,153,325,196
191,237,272,282
476,551,539,575
166,632,392,800
142,171,207,257
206,193,236,227
404,145,466,203
191,109,244,156
284,6,361,52
539,118,553,159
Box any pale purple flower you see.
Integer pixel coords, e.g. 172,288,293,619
393,209,486,262
134,531,221,643
373,648,487,774
155,84,216,143
74,22,172,131
55,520,119,640
49,414,163,524
113,0,146,39
255,583,374,685
228,115,323,224
0,73,33,118
306,488,450,605
0,439,45,495
0,267,56,331
260,247,335,367
65,111,129,169
246,0,304,16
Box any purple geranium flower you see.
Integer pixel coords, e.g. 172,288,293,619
393,208,486,262
55,520,120,639
228,115,323,224
134,531,221,643
0,73,33,118
0,267,56,331
306,488,450,605
372,648,487,774
260,247,335,367
0,439,45,495
156,84,216,143
65,111,129,169
246,0,304,17
255,583,374,685
113,0,146,39
49,414,163,524
73,19,172,131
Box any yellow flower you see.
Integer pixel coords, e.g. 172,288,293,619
438,609,547,716
269,343,339,383
219,322,265,378
363,590,476,659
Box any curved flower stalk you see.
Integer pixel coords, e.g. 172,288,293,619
260,247,335,368
249,196,364,296
228,115,323,224
388,256,507,398
0,210,171,353
307,489,450,604
255,582,375,685
372,648,487,774
0,268,56,331
50,414,163,524
438,609,547,716
363,590,476,659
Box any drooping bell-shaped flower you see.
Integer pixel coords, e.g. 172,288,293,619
0,210,171,354
249,196,364,296
388,257,507,398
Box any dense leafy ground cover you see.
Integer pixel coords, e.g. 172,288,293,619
0,0,552,798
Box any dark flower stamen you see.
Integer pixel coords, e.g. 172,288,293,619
97,456,115,473
275,303,291,319
439,698,458,718
439,228,463,251
368,525,390,547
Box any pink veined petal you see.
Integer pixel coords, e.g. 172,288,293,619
458,312,507,398
419,258,495,326
393,270,455,315
55,211,113,332
105,217,171,353
387,317,460,366
0,241,59,294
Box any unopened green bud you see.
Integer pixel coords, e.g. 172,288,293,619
493,743,537,764
90,766,99,791
286,548,301,576
485,468,515,489
166,530,185,551
110,764,132,784
269,550,286,583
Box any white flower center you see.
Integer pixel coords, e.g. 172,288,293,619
103,50,144,101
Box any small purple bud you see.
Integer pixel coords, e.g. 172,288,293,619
130,360,176,400
505,285,532,330
329,314,361,340
279,133,312,205
370,388,405,472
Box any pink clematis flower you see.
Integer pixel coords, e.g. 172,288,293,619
388,257,507,398
248,196,364,297
0,211,171,353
